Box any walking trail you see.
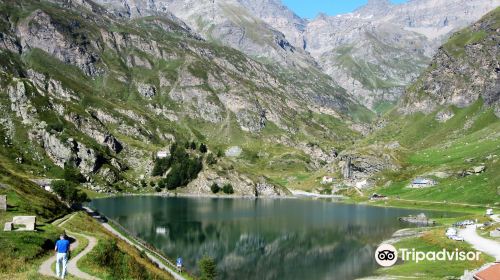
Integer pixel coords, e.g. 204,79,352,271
459,224,500,261
38,214,100,280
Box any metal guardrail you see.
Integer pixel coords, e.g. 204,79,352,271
106,218,180,270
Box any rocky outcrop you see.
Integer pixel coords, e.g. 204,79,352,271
303,0,499,110
435,109,455,122
94,0,315,68
15,10,101,76
137,83,156,98
399,7,500,114
183,170,288,197
34,129,73,168
28,128,102,175
7,80,36,124
64,112,123,153
338,146,400,182
170,88,224,123
255,179,289,197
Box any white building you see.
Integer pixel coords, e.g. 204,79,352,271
321,176,334,184
486,208,493,216
157,151,169,159
409,178,437,188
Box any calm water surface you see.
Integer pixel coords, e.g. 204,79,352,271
90,196,455,280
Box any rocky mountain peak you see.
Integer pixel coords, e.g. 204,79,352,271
399,7,500,115
355,0,392,15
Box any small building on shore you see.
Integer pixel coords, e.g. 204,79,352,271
370,193,388,200
409,178,436,188
321,176,334,185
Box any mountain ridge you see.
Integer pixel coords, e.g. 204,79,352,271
0,0,369,196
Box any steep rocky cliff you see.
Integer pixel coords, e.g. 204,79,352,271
93,0,316,68
91,0,499,111
0,0,367,195
399,7,500,115
303,0,499,111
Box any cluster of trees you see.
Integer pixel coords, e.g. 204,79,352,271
63,165,86,183
52,164,89,207
152,141,210,177
210,183,234,194
184,141,208,153
151,141,228,190
52,180,89,206
154,143,204,190
151,157,170,177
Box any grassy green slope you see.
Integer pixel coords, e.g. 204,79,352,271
363,98,499,205
355,8,500,206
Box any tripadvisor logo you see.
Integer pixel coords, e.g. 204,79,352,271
374,244,481,267
375,244,398,267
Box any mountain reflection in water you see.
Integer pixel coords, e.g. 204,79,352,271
90,196,455,280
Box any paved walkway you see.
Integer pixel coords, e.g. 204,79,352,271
459,225,500,261
38,237,79,278
38,214,101,280
82,207,186,280
66,232,99,280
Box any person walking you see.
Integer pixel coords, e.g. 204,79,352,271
55,233,71,279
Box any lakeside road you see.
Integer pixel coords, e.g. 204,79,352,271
290,189,345,199
391,198,500,210
459,225,500,261
82,207,186,280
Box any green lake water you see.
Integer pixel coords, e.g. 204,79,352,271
89,196,456,280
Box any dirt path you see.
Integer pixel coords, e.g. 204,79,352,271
459,225,500,261
38,214,101,280
38,237,80,278
66,232,99,280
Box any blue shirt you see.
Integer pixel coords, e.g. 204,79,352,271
56,239,70,253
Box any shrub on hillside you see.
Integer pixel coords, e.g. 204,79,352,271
210,183,220,194
190,141,197,150
199,143,208,153
151,157,170,177
52,180,89,206
63,165,86,183
222,183,234,194
206,153,217,165
198,256,217,280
